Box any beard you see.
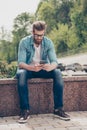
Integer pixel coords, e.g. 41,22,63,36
34,38,42,45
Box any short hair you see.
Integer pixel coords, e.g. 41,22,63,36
32,21,47,31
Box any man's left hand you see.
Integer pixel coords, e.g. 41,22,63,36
42,63,57,71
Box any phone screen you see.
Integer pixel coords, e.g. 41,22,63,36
40,60,46,64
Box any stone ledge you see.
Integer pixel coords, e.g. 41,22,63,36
0,78,53,84
0,76,87,84
0,77,87,117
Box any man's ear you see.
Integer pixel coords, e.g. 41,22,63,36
32,30,34,35
32,30,35,34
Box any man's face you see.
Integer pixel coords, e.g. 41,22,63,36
33,29,45,45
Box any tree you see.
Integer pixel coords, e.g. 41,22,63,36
0,27,12,62
70,0,87,46
54,0,73,25
48,24,69,54
12,12,35,61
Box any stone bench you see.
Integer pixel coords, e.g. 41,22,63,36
0,77,87,117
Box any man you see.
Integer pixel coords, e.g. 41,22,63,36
16,21,70,123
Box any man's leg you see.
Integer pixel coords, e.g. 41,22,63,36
16,69,32,123
31,69,70,121
52,69,64,109
51,69,70,121
17,69,70,122
17,69,30,110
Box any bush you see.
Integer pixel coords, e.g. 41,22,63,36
0,61,17,78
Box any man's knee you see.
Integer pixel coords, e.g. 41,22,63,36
16,69,27,84
16,69,27,86
16,69,27,78
53,69,62,77
53,69,64,88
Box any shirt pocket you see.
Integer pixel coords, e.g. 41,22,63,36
42,49,48,59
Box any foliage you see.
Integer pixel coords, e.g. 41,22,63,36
12,12,35,61
47,24,69,54
0,61,17,78
36,0,87,53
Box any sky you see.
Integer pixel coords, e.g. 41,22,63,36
0,0,40,31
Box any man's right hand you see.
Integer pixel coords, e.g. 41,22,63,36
19,62,43,72
33,64,43,72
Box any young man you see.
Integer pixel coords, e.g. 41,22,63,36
16,21,70,123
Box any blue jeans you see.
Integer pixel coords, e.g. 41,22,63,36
16,69,64,110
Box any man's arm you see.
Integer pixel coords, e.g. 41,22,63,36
42,39,58,71
47,40,58,64
18,62,43,72
17,39,42,72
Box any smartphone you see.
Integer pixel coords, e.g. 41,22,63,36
40,60,46,64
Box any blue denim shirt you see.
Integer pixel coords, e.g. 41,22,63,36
18,35,58,65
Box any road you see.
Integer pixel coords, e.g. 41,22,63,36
58,52,87,65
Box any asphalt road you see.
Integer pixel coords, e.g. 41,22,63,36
58,52,87,65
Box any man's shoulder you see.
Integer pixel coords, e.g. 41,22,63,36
21,35,32,42
43,36,53,46
44,36,51,42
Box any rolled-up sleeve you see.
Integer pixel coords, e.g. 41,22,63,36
18,39,27,64
48,40,58,65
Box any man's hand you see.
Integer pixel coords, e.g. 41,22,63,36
33,63,43,72
19,63,43,72
19,62,57,72
42,63,57,72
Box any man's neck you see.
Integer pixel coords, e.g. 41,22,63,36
34,43,41,47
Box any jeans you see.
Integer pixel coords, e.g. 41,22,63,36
16,69,64,110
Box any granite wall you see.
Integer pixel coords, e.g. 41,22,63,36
0,77,87,117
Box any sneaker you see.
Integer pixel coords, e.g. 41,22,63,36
18,110,30,123
54,109,70,121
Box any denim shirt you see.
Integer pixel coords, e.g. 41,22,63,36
18,35,58,65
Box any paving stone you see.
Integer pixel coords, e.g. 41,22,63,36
12,128,32,130
0,124,10,130
45,128,67,130
33,127,45,130
68,127,81,130
81,128,87,130
0,112,87,130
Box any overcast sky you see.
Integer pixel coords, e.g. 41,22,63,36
0,0,40,31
